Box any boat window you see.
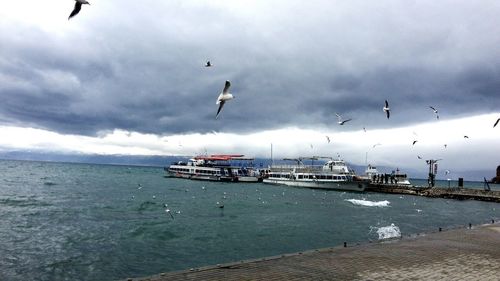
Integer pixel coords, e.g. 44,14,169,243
298,175,303,179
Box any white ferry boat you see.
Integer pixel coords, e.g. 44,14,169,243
165,154,263,182
263,157,367,191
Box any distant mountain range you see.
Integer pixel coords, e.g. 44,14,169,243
0,150,495,182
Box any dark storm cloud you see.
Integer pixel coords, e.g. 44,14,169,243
1,1,500,136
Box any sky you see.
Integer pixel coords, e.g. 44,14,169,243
0,0,499,173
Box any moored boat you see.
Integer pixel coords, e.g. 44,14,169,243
165,154,263,182
262,157,366,191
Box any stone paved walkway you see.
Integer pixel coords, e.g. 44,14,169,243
128,223,500,281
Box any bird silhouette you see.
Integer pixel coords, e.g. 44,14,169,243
494,118,500,128
68,0,90,20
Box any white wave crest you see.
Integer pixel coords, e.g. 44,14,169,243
345,199,390,207
377,223,401,240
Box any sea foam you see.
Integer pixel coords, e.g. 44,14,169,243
376,223,401,240
345,199,390,207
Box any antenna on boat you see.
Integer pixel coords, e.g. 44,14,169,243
270,143,273,167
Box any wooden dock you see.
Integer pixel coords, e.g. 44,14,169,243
126,222,500,281
366,184,500,203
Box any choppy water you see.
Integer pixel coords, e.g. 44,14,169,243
0,159,499,281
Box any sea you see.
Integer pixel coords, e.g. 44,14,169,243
1,159,499,281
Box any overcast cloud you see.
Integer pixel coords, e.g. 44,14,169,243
1,0,499,135
0,0,499,172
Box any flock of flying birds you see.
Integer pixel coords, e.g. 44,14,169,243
69,1,499,164
67,2,500,127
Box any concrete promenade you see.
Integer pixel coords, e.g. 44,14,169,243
128,223,500,281
366,185,500,203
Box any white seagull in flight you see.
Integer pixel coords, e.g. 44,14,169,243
68,0,90,20
383,100,390,119
335,113,352,125
429,106,439,119
215,80,234,119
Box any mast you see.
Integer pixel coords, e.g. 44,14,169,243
271,143,274,167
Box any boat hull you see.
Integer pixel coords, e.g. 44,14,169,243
165,171,239,182
165,168,261,182
238,176,263,182
263,178,366,191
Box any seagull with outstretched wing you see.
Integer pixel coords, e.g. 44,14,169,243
429,106,439,119
215,80,234,119
68,0,90,20
383,100,390,119
335,113,352,125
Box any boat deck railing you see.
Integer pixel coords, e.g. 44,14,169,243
270,165,327,173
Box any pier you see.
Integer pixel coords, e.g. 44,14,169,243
366,184,500,203
127,222,500,280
